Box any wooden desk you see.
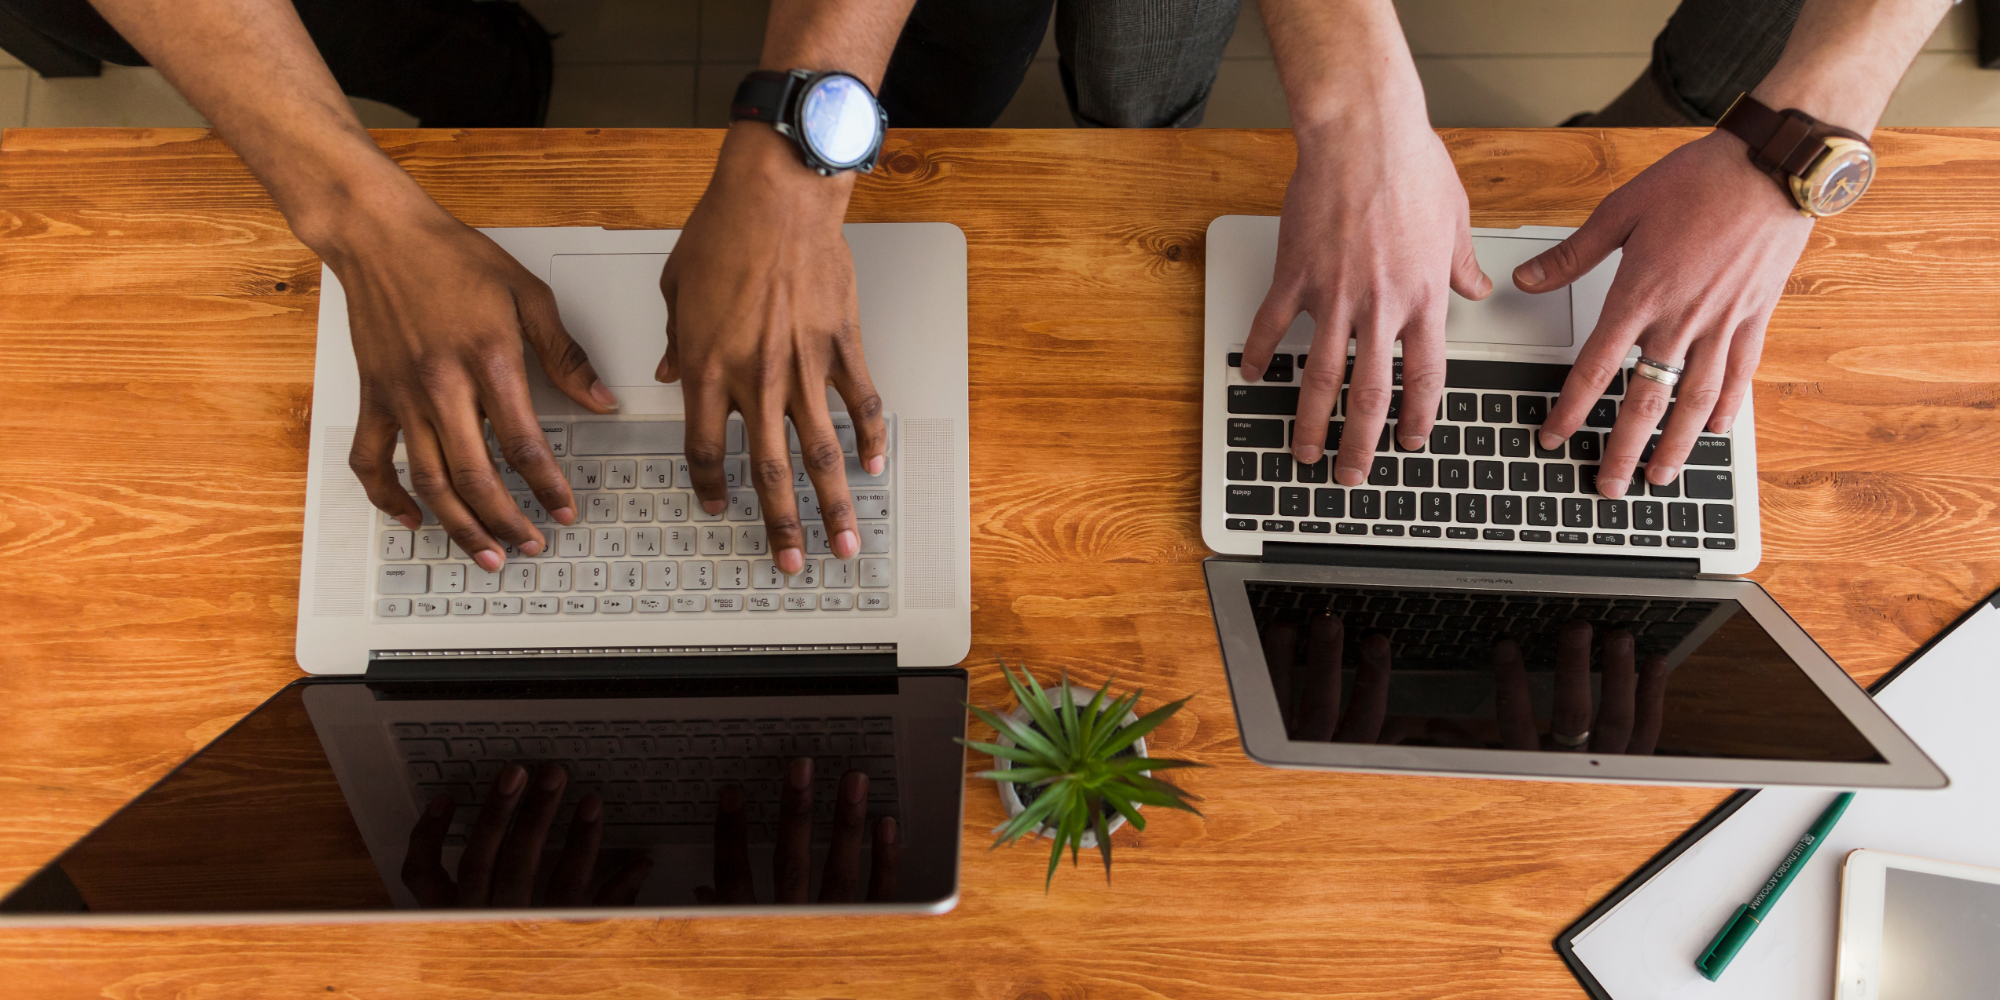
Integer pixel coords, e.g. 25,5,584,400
2,126,1997,998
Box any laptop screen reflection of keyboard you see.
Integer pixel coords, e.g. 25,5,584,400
372,415,895,621
396,717,900,848
1220,357,1737,553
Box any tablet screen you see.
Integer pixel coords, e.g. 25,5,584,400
1247,581,1881,760
1882,867,2000,998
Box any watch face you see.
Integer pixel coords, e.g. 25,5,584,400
1804,139,1874,216
798,73,881,169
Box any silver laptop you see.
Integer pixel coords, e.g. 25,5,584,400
1200,216,1942,789
297,223,971,672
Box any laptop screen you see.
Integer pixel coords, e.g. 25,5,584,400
1244,581,1882,762
1,670,967,919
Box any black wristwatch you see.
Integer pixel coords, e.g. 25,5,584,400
728,69,888,176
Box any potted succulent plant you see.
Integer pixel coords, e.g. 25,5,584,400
959,661,1204,888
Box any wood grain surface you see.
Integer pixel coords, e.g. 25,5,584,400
2,125,1997,999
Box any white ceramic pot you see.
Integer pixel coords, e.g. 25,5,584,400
993,684,1146,849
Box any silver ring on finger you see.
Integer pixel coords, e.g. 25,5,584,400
1550,727,1590,750
1633,356,1683,387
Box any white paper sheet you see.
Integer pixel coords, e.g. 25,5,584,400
1569,598,2000,999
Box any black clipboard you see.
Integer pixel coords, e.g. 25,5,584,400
1552,585,2000,999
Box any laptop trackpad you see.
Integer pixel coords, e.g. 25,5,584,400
1445,237,1572,347
549,253,670,388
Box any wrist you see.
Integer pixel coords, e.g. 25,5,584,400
1695,129,1810,218
713,121,856,216
287,152,448,263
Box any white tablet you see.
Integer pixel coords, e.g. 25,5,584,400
1836,849,2000,1000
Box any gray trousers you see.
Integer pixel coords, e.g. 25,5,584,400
878,0,1806,129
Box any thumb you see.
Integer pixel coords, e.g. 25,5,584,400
517,284,618,412
1514,197,1633,295
1449,221,1493,301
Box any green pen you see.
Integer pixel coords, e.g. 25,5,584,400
1696,791,1855,981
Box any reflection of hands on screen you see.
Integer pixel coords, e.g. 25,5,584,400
1261,613,1670,754
402,762,653,908
696,757,899,905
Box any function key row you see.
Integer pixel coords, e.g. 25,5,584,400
1225,486,1732,533
1223,519,1734,550
1226,356,1633,395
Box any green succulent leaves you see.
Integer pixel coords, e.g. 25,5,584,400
956,660,1205,890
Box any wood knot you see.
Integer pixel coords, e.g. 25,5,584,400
887,152,924,175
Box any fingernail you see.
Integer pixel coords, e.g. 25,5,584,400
834,529,858,559
475,549,503,572
1714,414,1735,433
777,547,803,575
843,771,867,804
519,539,542,556
1650,464,1678,484
551,506,575,525
787,756,812,790
500,764,526,795
588,380,619,410
880,815,897,844
1538,432,1562,450
427,793,452,818
578,795,601,822
1599,477,1628,498
1515,259,1545,286
1335,466,1365,486
1295,446,1322,464
539,764,566,791
397,514,421,531
866,455,885,476
702,498,726,515
1478,271,1494,296
1400,434,1426,450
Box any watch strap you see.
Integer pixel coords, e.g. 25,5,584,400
728,70,795,125
1716,93,1866,178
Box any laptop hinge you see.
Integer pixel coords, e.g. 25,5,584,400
364,651,898,684
1260,541,1700,580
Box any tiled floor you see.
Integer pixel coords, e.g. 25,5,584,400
0,0,1995,130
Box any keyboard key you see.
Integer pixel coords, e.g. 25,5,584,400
727,490,760,521
1445,527,1476,539
823,560,853,587
1630,534,1662,547
377,597,412,617
1227,385,1300,414
490,596,523,614
1262,354,1294,382
1527,496,1556,526
1684,470,1733,499
1438,459,1468,490
381,530,414,561
746,594,779,611
1351,489,1382,519
860,559,892,588
433,565,466,594
575,562,608,592
1367,457,1397,486
585,494,618,523
1279,487,1310,517
1300,521,1331,534
1669,502,1698,532
1557,531,1588,544
1534,435,1565,460
1474,460,1503,491
699,525,732,556
1499,428,1530,458
1429,425,1460,455
1597,499,1629,530
1516,395,1548,425
1263,452,1293,482
1262,519,1294,532
784,594,816,611
467,564,501,593
378,565,428,595
1633,501,1664,531
738,525,771,556
1544,464,1576,493
1313,488,1345,519
567,460,603,490
1446,393,1476,422
611,561,643,592
1228,419,1284,448
526,596,559,614
1688,437,1732,467
1507,461,1539,493
1373,524,1405,536
1465,427,1495,456
717,560,749,590
820,591,855,609
621,493,654,522
1226,452,1256,481
1483,528,1515,541
657,492,692,522
1481,394,1512,424
1569,431,1601,462
1492,496,1522,525
451,597,486,615
1703,503,1736,534
414,598,447,616
1336,522,1367,535
673,594,708,612
1521,529,1553,542
1581,464,1601,496
593,528,626,558
1585,399,1617,428
1386,491,1416,521
1420,492,1450,522
1403,457,1434,488
1593,533,1625,545
414,529,449,560
857,592,892,611
1561,498,1593,528
1456,494,1487,523
1703,537,1737,550
1296,456,1329,483
1648,476,1681,498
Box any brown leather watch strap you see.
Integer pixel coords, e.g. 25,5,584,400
1715,93,1866,178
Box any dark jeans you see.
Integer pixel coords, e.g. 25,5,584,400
0,0,1804,129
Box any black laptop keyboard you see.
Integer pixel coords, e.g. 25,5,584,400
1222,357,1738,552
394,717,899,847
1249,582,1721,669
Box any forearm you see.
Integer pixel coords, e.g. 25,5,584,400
1753,0,1953,132
86,0,425,255
1258,0,1427,142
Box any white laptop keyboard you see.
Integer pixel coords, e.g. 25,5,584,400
1221,356,1740,553
372,415,895,621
